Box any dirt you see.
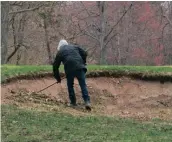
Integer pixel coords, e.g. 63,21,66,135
1,77,172,120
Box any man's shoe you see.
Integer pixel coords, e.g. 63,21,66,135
67,103,77,108
85,102,91,111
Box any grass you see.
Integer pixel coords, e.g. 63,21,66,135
1,64,172,82
1,65,172,141
87,65,172,73
2,105,172,142
1,65,53,81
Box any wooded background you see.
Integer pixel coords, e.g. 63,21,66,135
1,1,172,65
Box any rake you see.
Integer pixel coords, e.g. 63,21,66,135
36,77,66,93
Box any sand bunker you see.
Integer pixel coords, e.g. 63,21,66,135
1,77,172,120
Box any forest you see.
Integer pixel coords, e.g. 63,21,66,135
1,1,172,65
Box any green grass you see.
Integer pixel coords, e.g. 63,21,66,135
1,65,52,81
1,64,172,82
88,65,172,73
2,105,172,142
1,65,172,141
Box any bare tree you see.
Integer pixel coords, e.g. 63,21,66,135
4,1,172,65
75,2,133,64
38,2,65,64
161,1,172,64
4,2,43,64
6,12,27,63
1,1,10,64
39,11,53,64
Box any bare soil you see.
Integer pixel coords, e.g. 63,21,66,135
1,77,172,120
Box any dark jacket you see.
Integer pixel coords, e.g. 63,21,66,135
53,44,87,81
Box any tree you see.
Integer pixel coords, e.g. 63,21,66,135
4,1,172,65
161,1,172,64
1,1,9,64
6,12,27,63
3,1,43,64
69,2,133,64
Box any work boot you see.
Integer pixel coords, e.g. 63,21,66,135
67,103,77,108
85,101,91,111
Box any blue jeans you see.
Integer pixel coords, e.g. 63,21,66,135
66,69,90,104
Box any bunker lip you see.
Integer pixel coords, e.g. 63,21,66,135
1,70,172,84
2,76,172,121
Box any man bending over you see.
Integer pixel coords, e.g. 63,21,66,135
53,39,91,110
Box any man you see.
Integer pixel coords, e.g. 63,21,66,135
53,39,91,110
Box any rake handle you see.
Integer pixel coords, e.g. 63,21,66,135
36,77,65,93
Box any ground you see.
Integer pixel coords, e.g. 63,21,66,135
2,76,172,121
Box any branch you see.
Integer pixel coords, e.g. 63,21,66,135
89,46,97,57
80,1,91,17
21,43,30,49
78,23,99,42
9,5,42,14
161,23,169,44
67,32,84,41
87,44,98,59
164,15,172,26
59,31,68,39
6,45,20,62
104,3,133,41
83,31,99,42
80,1,99,18
58,31,84,41
104,33,118,47
77,2,100,20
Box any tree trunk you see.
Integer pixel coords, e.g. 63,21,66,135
98,1,106,65
16,51,21,65
168,2,172,64
1,1,9,64
43,18,53,64
116,9,121,65
6,13,26,63
117,36,121,65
